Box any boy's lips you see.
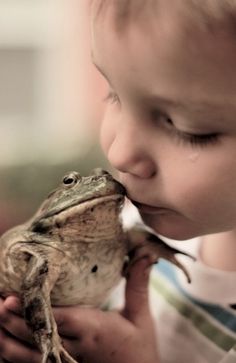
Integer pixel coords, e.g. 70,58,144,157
131,200,174,215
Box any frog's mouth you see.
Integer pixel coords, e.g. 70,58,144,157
61,194,125,216
31,194,125,234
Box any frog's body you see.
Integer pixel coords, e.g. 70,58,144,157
0,171,126,307
0,169,193,363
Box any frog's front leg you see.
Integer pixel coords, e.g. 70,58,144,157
126,225,195,283
10,243,78,363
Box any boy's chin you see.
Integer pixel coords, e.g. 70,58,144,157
141,213,201,241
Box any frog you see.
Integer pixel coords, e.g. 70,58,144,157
0,168,194,363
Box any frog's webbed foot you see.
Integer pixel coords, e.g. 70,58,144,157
39,319,78,363
126,226,195,283
41,342,78,363
10,243,78,363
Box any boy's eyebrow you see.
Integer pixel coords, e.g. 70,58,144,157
148,94,228,113
91,57,233,118
145,96,235,123
91,56,211,111
147,95,207,113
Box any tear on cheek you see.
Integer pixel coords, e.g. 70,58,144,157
188,151,200,162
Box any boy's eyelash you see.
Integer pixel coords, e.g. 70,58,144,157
174,128,219,147
164,117,219,147
155,114,220,147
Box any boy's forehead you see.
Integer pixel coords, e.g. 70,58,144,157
91,0,236,68
91,0,236,65
91,0,236,124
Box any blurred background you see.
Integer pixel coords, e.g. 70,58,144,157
0,0,109,234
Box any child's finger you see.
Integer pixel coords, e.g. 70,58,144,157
124,257,152,327
3,296,22,315
1,314,33,345
0,329,40,363
0,298,33,344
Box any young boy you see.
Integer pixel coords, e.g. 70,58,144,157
1,0,236,362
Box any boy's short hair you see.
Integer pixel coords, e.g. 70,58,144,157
90,0,236,33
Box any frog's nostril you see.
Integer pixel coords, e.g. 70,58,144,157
92,168,110,176
100,169,110,175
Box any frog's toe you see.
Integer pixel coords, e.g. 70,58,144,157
41,345,78,363
60,347,79,363
41,348,62,363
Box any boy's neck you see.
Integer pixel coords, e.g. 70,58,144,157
200,230,236,271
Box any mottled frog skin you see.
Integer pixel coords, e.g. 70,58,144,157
0,168,193,363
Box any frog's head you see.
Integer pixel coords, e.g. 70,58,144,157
30,168,126,241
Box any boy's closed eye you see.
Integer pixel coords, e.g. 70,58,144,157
159,115,220,147
103,89,220,148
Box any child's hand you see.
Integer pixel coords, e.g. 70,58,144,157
0,259,159,363
0,295,42,362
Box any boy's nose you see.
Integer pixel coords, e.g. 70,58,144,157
107,130,156,179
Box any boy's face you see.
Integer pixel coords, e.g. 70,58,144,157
91,2,236,240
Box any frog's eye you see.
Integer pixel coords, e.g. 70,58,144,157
63,172,81,186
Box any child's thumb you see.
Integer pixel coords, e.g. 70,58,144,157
124,258,152,327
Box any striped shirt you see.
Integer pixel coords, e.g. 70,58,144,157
150,238,236,363
115,205,236,362
109,237,236,363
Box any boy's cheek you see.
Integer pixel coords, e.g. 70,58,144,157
99,129,111,159
99,114,115,157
